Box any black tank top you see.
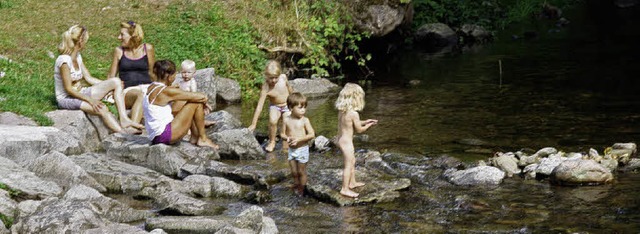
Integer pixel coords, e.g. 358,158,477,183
119,44,151,88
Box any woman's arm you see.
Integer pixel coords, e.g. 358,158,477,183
162,87,207,104
146,44,156,81
248,84,268,130
79,58,103,85
107,47,122,78
60,64,103,112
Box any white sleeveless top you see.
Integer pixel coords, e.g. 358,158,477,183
143,83,174,140
53,54,85,100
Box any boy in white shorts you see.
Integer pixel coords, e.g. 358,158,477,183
280,92,315,196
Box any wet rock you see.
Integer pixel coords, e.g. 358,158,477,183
205,161,288,189
243,190,272,204
454,195,491,211
11,185,150,233
289,78,339,98
84,223,153,234
550,159,613,185
523,164,538,180
140,189,225,216
145,205,277,233
312,135,331,152
615,0,639,8
430,155,463,169
535,156,567,177
622,158,640,172
0,112,37,126
215,76,241,103
353,3,410,37
182,174,245,198
415,23,457,48
26,151,106,192
599,159,618,172
206,110,243,133
516,151,540,167
533,147,557,158
306,168,411,206
443,166,505,186
0,156,62,199
46,110,105,152
490,152,521,177
71,153,174,193
216,226,254,234
459,24,491,43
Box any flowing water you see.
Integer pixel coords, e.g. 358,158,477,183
228,1,640,233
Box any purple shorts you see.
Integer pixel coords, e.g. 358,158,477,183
152,123,172,145
57,87,92,110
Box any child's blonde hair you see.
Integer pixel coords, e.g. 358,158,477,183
120,21,145,49
264,60,281,78
335,83,365,112
287,92,308,109
58,25,88,55
181,59,196,71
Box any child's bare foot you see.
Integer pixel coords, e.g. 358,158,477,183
204,120,216,127
349,182,365,189
189,135,197,145
265,141,276,152
340,188,359,198
197,137,219,150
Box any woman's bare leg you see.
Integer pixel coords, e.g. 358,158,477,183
124,89,144,124
90,79,142,129
171,103,218,149
80,102,123,133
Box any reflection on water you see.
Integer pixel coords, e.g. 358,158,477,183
219,1,640,232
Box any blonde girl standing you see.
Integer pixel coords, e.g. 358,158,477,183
335,83,378,198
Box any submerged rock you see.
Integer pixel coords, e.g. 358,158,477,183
306,168,411,206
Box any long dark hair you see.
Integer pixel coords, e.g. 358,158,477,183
153,60,176,82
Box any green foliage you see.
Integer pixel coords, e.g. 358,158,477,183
413,0,581,30
0,60,55,125
296,1,370,77
0,213,11,229
151,3,266,100
0,182,20,198
0,0,15,9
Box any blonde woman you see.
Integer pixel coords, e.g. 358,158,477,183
335,83,378,198
54,25,142,133
107,21,156,124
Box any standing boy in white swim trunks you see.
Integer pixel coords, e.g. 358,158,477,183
248,60,293,152
281,92,315,196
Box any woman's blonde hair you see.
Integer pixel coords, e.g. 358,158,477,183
335,83,365,112
57,25,88,55
264,60,281,78
120,21,144,49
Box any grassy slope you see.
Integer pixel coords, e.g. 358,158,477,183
0,0,272,125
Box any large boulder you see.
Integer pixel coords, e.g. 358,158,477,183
306,168,411,206
458,24,491,43
443,166,505,186
180,68,217,110
289,78,339,98
139,189,225,216
103,134,218,177
26,151,106,192
10,185,151,233
210,128,264,160
353,3,412,37
0,112,37,126
0,190,16,228
205,110,243,133
46,110,105,152
215,76,242,103
415,23,457,48
71,153,175,193
0,156,62,199
535,155,567,177
205,161,288,189
550,159,614,185
145,205,277,233
489,152,521,177
182,175,246,198
0,124,84,166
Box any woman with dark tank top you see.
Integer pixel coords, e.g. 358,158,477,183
107,21,156,124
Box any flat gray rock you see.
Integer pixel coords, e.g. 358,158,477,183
0,112,37,126
306,168,411,206
0,156,62,199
